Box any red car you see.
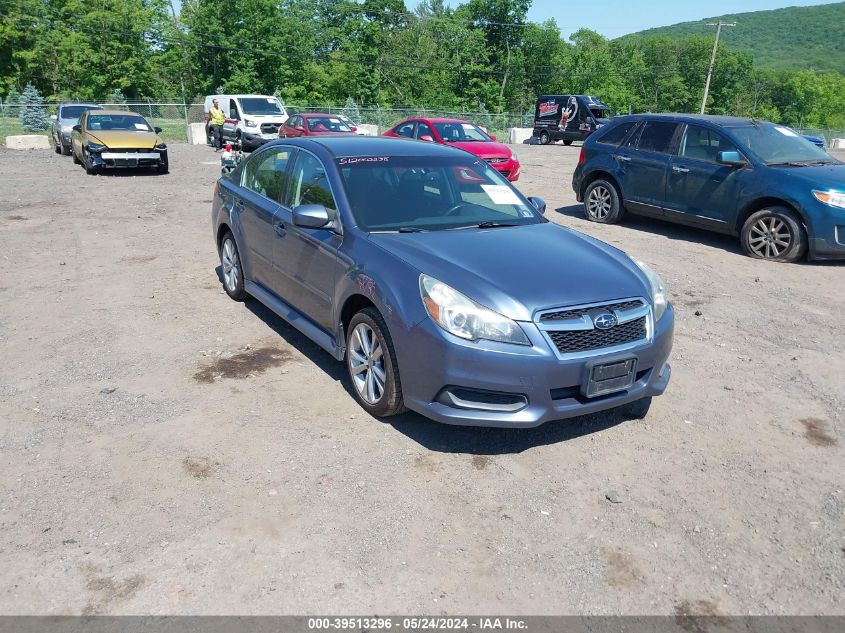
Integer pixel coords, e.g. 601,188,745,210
383,117,520,181
278,113,357,138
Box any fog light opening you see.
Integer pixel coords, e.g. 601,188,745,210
436,387,528,413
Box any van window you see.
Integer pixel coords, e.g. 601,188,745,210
242,147,294,204
230,101,241,120
629,121,679,154
596,120,638,146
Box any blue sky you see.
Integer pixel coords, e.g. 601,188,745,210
411,0,836,38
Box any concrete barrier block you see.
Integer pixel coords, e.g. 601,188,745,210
831,138,845,150
5,134,51,150
358,124,379,136
187,122,207,145
508,127,534,144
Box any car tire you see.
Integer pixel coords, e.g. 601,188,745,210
61,144,72,156
83,151,99,175
539,131,551,145
72,150,81,165
346,307,407,418
206,126,214,146
584,179,624,224
619,396,652,420
563,139,573,146
54,140,61,154
219,231,248,301
740,207,807,263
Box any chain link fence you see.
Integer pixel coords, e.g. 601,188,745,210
1,98,843,147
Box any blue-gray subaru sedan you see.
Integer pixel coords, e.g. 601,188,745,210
212,136,673,427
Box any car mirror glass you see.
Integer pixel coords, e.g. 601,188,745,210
717,150,746,167
527,196,547,214
419,135,434,142
293,204,330,229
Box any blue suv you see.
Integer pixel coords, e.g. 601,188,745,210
573,114,845,262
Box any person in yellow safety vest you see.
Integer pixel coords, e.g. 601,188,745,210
209,99,226,151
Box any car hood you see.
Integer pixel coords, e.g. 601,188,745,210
368,223,650,321
778,162,845,190
443,140,512,160
86,130,161,149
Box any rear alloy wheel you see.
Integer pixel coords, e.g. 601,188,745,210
741,207,807,263
346,308,406,417
584,179,624,224
539,131,551,145
219,232,248,301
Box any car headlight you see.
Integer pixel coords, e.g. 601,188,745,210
510,150,518,161
245,119,257,127
632,259,670,321
420,274,529,345
86,142,106,153
813,189,845,209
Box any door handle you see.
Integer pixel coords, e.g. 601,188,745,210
274,222,287,237
672,166,690,174
617,156,631,162
233,199,244,213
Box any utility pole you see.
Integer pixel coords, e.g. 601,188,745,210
700,21,736,114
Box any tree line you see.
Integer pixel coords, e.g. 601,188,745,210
2,0,844,129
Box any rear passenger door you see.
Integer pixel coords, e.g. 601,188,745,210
614,120,680,214
237,146,296,294
275,150,342,332
664,124,745,231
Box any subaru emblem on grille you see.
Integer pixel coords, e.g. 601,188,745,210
593,312,618,330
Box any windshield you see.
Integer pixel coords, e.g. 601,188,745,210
731,124,834,165
590,107,613,120
338,156,542,232
61,105,99,120
306,116,353,132
239,98,285,116
86,114,152,132
432,122,492,143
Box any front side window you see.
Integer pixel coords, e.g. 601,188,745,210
394,122,416,138
289,152,337,212
629,121,679,154
242,147,295,203
338,156,542,232
86,114,152,132
416,122,435,140
679,125,740,162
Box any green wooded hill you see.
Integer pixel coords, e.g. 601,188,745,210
624,2,845,73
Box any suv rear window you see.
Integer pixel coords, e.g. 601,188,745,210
629,121,678,154
596,120,637,146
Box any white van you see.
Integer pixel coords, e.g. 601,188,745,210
204,94,289,151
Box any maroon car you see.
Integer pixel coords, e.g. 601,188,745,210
384,117,521,181
278,113,357,138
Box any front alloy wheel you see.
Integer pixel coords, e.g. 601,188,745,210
740,207,807,263
346,308,406,417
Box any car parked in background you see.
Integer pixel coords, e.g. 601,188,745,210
211,136,672,427
71,109,168,175
278,113,358,138
204,94,289,151
573,114,845,262
50,103,103,155
384,117,521,181
802,133,827,150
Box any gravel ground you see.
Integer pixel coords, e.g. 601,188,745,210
0,142,843,616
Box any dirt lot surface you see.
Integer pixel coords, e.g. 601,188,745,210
1,142,843,616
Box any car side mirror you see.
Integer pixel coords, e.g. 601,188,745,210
50,114,57,121
295,125,306,132
527,196,546,214
717,150,746,167
153,126,162,134
489,134,497,141
419,135,434,142
72,124,81,133
292,204,330,229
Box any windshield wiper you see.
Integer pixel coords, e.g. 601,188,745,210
476,221,519,228
398,227,426,233
767,161,811,167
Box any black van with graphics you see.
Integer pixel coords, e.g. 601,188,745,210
533,95,614,146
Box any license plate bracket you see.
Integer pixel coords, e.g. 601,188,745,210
584,359,637,398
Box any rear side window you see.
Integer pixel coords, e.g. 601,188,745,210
596,120,638,146
242,147,294,203
629,121,679,154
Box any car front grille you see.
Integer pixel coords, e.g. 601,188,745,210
547,317,647,354
536,298,650,357
261,123,280,134
487,157,508,164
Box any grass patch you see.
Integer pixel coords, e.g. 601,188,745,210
0,117,43,145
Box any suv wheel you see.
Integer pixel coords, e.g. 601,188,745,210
563,139,573,146
346,308,406,417
539,131,551,145
584,179,624,224
219,232,248,301
741,207,807,262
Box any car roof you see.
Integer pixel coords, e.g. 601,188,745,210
297,112,345,118
89,109,147,117
613,113,765,128
270,135,468,158
59,103,101,108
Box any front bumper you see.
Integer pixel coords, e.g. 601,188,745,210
806,199,845,260
487,158,521,181
89,150,166,169
397,305,674,428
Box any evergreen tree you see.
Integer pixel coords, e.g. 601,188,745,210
19,84,49,132
109,88,127,104
3,86,20,117
342,96,362,122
